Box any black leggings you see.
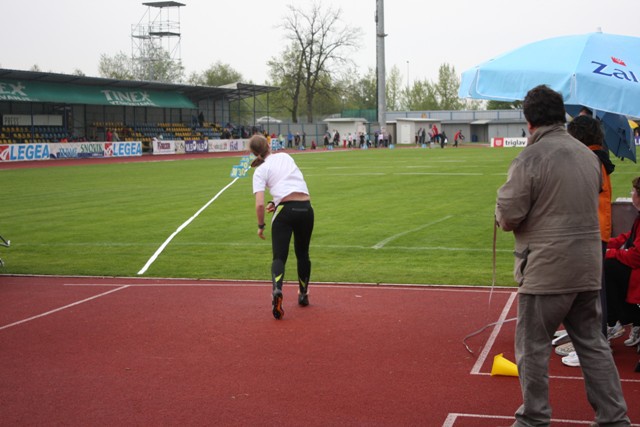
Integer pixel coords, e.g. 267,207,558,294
604,257,640,326
271,201,314,290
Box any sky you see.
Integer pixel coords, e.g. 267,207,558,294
3,0,640,86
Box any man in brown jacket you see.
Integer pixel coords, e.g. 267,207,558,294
495,85,630,426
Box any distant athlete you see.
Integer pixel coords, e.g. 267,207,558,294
249,134,314,320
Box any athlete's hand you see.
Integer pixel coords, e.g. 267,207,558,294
266,201,276,213
257,228,266,240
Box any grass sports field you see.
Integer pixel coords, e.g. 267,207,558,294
1,146,638,286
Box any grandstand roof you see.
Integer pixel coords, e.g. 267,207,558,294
0,68,279,106
143,1,185,7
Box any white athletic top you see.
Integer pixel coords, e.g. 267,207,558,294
252,152,309,205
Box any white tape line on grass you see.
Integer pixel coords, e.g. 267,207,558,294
372,216,452,249
137,178,239,275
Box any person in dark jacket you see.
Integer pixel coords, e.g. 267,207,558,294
605,176,640,348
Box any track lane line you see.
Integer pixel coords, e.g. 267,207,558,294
0,285,130,331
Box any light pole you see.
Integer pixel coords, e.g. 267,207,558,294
406,60,410,92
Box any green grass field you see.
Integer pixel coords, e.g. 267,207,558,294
1,146,638,286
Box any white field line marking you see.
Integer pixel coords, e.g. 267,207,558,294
64,282,514,292
443,413,512,426
16,242,514,253
462,293,640,383
0,285,130,331
443,413,618,426
305,172,386,177
394,172,482,176
137,178,239,275
372,216,453,249
470,291,517,375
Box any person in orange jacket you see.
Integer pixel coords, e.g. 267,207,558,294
568,114,615,338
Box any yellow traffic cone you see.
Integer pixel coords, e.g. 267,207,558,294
491,353,519,377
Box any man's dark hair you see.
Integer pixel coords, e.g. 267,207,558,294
522,85,567,128
567,115,604,147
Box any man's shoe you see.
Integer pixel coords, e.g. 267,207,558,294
555,341,574,356
561,351,580,367
272,289,284,320
624,326,640,347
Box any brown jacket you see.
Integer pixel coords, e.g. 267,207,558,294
495,124,602,294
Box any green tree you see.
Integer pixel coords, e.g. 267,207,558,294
99,46,184,83
187,61,243,86
98,52,135,80
386,65,403,111
434,63,462,110
487,100,522,110
406,79,438,111
345,67,377,111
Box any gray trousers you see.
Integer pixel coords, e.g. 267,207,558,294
514,291,630,426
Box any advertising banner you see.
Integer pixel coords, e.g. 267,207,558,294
0,143,50,161
0,141,142,162
209,139,229,152
491,137,527,148
185,140,209,154
152,139,176,155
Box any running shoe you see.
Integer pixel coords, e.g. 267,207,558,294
608,321,625,340
561,351,580,367
552,331,571,346
272,289,284,320
298,284,309,306
607,321,625,341
555,341,574,356
624,326,640,347
298,290,309,306
298,278,310,306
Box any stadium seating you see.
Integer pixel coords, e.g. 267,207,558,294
0,122,224,145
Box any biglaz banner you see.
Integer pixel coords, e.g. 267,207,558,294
491,137,527,148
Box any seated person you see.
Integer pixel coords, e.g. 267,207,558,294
605,176,640,348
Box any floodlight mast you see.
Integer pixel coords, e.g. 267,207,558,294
131,1,185,81
375,0,387,136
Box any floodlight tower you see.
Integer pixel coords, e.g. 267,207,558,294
375,0,387,135
131,1,185,81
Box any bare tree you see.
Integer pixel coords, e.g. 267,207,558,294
281,2,360,123
268,44,305,123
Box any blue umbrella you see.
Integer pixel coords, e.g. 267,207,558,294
459,30,639,161
565,105,636,162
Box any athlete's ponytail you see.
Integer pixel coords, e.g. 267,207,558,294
249,134,270,167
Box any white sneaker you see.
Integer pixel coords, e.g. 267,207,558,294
552,331,571,346
607,321,626,341
562,351,580,367
624,326,640,347
555,341,574,356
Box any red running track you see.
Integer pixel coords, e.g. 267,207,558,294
0,275,639,426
